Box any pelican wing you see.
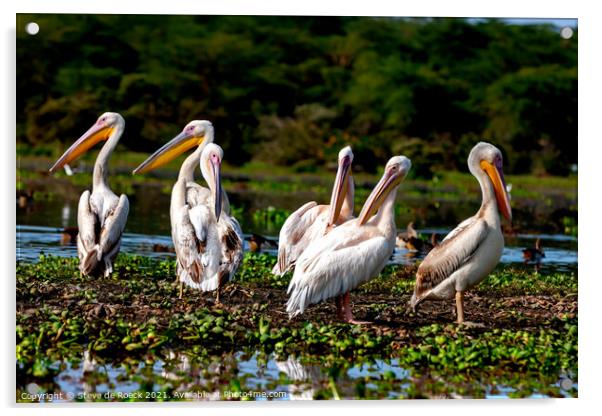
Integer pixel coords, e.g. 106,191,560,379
414,216,488,301
216,214,244,284
185,182,209,207
274,201,326,275
98,194,129,259
174,204,207,285
77,190,98,252
77,190,100,273
174,204,221,290
286,224,390,317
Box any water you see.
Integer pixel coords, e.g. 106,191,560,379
16,177,577,272
17,351,576,401
16,224,577,274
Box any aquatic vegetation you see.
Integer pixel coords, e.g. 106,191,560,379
16,253,577,400
478,268,577,295
237,253,287,288
250,206,291,233
562,216,578,237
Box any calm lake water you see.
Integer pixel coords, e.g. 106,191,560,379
17,224,577,274
17,351,577,401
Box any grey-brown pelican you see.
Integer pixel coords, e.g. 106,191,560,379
133,121,243,302
409,142,512,324
49,112,129,277
286,156,411,323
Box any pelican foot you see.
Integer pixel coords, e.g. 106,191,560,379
229,287,253,298
458,321,485,329
103,259,113,278
213,290,223,307
344,318,372,325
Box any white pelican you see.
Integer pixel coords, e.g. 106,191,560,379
49,112,129,277
409,142,512,324
133,122,243,302
286,156,412,323
273,146,355,276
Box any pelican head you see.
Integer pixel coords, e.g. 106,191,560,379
358,156,411,225
133,120,214,174
200,143,224,222
49,112,124,173
468,141,512,222
327,146,354,226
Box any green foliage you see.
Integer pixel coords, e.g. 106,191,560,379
237,252,289,289
250,206,291,234
477,268,577,295
484,65,577,174
404,318,577,375
17,15,576,175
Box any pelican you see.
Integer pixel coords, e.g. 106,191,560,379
273,146,355,276
49,112,129,277
286,156,412,323
133,121,243,302
409,142,512,324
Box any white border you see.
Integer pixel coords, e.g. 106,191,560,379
4,1,600,415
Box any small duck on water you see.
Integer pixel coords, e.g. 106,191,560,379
245,233,278,253
59,226,79,245
522,238,545,272
396,221,438,253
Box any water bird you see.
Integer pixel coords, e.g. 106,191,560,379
17,189,35,208
59,226,79,245
152,243,175,253
245,233,278,253
522,238,545,271
49,112,129,277
273,146,355,276
286,156,412,323
396,221,438,253
133,122,243,303
409,142,512,324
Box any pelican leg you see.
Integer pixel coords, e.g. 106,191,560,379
455,291,465,324
455,291,485,328
342,291,371,324
102,240,121,278
103,259,113,278
215,276,222,305
335,295,345,320
178,281,183,299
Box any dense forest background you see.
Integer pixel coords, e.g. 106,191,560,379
17,15,577,176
